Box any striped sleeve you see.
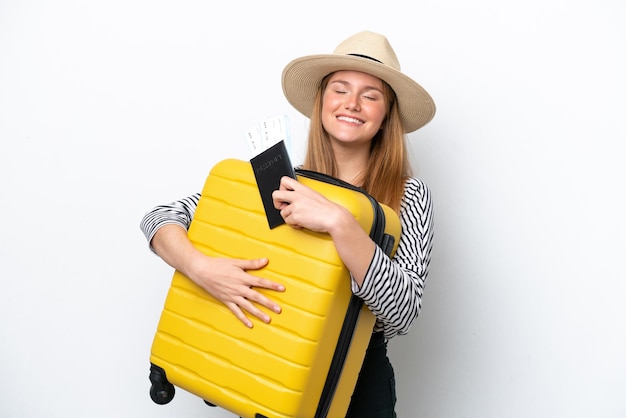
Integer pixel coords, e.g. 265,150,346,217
139,193,201,253
351,177,434,339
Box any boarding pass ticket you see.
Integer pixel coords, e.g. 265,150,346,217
244,115,291,158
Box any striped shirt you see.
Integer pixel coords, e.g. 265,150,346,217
140,177,433,340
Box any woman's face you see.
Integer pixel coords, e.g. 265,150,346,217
321,70,387,148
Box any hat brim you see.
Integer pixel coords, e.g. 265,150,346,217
282,54,436,133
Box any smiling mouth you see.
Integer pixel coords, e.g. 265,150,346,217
337,115,364,125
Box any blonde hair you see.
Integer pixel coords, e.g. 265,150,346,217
301,74,412,213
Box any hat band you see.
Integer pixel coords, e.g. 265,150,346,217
347,53,382,64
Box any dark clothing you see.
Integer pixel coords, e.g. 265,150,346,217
346,332,397,418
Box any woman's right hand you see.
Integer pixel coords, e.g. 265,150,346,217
150,224,285,328
185,254,285,328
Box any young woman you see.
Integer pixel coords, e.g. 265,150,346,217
141,31,435,417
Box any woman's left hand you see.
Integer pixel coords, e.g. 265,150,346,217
272,176,348,233
272,175,377,284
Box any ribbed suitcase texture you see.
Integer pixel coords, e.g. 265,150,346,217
148,158,401,418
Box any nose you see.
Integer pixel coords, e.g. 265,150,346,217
344,95,360,112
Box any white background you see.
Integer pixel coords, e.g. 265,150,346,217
1,1,624,417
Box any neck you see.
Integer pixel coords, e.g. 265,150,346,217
332,143,370,186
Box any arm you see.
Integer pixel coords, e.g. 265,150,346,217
272,177,377,284
353,178,434,339
273,176,434,339
140,195,285,328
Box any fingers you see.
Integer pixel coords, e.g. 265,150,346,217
272,176,302,209
245,276,284,314
227,298,270,329
279,175,298,191
225,257,285,328
232,258,285,291
235,257,269,271
252,275,286,292
272,188,291,210
225,302,254,328
226,284,283,328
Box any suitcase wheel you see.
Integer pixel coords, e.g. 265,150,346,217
149,364,175,405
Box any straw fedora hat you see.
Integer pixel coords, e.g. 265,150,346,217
281,31,436,133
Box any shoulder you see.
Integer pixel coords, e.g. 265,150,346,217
402,177,431,201
400,177,433,215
